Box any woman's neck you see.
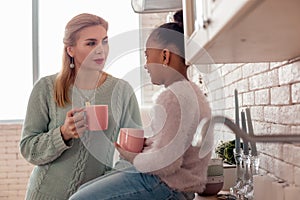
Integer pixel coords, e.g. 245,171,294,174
164,71,188,87
164,63,188,87
74,69,106,89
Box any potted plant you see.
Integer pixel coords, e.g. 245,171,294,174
215,140,236,165
214,140,242,190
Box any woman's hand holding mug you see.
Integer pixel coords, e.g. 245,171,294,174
60,107,87,141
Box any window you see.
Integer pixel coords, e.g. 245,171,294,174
39,0,141,104
0,0,32,121
0,0,140,121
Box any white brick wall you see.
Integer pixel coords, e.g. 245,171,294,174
279,62,300,85
255,89,269,105
205,59,300,186
292,82,300,103
271,85,290,105
0,124,33,200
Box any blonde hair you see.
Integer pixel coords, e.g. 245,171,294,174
54,13,108,107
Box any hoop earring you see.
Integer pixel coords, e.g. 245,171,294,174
70,57,75,69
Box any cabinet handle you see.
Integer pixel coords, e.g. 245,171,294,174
203,19,211,29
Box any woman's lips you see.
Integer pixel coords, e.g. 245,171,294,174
94,58,104,65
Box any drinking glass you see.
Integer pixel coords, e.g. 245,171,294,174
237,154,252,200
230,149,244,197
240,151,260,199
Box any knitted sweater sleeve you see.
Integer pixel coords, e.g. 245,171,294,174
115,80,142,129
20,77,71,165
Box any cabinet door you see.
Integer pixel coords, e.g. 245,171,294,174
184,0,210,66
206,0,251,42
184,0,250,65
184,0,262,65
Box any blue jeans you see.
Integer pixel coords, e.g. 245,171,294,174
69,160,195,200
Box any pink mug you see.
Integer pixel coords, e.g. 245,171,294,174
85,105,108,131
119,128,144,153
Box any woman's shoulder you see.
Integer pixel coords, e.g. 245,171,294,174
156,80,191,101
156,80,207,107
35,73,57,85
32,73,57,93
170,80,207,99
106,74,134,90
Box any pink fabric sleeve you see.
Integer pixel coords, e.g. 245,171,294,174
133,82,200,176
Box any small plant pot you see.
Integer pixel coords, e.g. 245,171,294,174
198,158,224,196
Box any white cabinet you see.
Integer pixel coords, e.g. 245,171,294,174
183,0,300,66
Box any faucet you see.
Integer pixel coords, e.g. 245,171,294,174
193,116,300,150
192,115,300,158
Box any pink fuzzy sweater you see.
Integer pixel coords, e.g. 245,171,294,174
133,80,212,193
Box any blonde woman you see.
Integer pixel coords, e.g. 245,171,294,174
20,13,141,200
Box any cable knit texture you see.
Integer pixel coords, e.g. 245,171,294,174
20,73,142,200
134,80,212,193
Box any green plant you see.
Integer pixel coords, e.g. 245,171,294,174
215,140,242,165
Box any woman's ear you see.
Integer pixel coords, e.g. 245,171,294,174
162,49,170,65
66,46,74,57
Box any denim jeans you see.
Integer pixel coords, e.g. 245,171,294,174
69,160,195,200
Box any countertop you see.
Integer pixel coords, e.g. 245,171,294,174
194,194,218,200
194,191,230,200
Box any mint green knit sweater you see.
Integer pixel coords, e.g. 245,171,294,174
20,74,142,200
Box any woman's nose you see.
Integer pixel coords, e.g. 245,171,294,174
95,45,104,54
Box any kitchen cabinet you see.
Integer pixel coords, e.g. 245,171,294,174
182,0,300,66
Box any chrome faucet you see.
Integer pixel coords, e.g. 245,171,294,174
193,115,300,150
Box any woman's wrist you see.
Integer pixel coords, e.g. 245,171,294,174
60,125,71,142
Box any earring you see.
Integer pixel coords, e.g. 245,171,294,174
70,57,75,69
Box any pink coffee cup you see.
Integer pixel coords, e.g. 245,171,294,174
119,128,144,153
85,105,108,131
